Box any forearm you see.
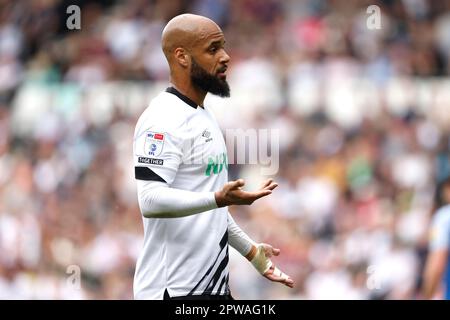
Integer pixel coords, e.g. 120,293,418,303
138,180,218,218
227,212,257,258
423,268,441,299
227,213,292,285
423,252,446,299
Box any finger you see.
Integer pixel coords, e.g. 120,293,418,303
260,179,273,189
283,278,295,288
265,266,294,288
265,272,295,288
230,179,245,189
243,189,272,201
264,182,278,191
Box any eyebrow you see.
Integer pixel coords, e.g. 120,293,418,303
207,40,225,47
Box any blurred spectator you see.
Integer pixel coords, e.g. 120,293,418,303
0,0,450,299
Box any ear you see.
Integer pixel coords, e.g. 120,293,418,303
174,47,190,68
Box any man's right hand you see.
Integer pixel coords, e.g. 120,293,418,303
214,178,278,207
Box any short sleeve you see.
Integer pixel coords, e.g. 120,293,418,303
133,126,183,185
429,207,450,251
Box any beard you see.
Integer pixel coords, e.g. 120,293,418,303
190,58,230,97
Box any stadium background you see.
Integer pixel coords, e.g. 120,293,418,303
1,0,450,299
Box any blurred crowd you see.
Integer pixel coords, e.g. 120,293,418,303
1,0,450,299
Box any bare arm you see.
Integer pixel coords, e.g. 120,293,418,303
423,249,448,299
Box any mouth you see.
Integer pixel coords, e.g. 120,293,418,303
217,67,227,79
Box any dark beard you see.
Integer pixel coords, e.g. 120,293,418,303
190,58,230,97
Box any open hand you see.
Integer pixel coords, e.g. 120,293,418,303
260,244,295,288
247,243,295,288
215,178,278,207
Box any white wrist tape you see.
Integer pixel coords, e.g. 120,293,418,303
250,244,273,274
271,265,289,280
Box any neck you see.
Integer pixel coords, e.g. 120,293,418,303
170,75,206,107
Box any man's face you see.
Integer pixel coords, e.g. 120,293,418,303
190,28,231,97
191,57,230,97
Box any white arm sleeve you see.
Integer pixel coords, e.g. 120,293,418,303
227,212,257,256
138,180,218,218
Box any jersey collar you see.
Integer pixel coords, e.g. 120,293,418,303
166,87,202,109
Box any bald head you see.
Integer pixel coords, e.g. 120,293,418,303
160,14,231,99
161,14,223,62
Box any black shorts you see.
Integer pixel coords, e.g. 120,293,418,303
164,289,234,300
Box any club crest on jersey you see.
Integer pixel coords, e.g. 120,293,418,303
145,131,165,156
202,129,213,142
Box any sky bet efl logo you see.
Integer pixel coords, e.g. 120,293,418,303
145,131,165,157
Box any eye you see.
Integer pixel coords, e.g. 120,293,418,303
209,46,218,53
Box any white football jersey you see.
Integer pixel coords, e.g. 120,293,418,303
133,87,230,299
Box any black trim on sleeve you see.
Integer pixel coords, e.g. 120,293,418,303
165,86,199,109
135,167,167,183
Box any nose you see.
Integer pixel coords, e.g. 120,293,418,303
220,50,230,64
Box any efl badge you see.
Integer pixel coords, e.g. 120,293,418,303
145,131,165,156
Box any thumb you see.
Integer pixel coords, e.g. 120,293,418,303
272,248,280,256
